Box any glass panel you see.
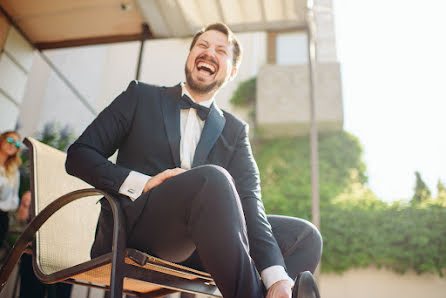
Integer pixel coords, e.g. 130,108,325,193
276,32,308,65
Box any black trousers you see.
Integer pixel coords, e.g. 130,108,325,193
0,210,9,245
125,165,322,298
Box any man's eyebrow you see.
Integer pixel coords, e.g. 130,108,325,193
197,38,230,50
197,39,209,45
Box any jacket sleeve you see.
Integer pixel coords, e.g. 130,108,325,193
65,80,139,194
226,124,286,272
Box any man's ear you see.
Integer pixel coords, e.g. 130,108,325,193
229,67,238,81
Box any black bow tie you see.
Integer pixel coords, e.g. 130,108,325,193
179,95,211,121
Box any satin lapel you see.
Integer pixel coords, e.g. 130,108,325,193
192,104,226,167
160,85,182,167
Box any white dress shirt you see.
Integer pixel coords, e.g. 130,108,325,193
118,83,292,289
179,83,214,170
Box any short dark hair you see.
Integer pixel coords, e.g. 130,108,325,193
189,23,242,68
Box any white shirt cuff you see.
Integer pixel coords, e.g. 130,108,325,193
261,265,294,289
118,171,151,201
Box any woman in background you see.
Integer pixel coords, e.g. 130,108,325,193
0,130,23,244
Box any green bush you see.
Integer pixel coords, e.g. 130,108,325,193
230,77,256,107
254,131,446,276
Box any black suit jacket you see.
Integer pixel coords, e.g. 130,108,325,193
65,81,285,272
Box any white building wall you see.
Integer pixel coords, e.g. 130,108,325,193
0,93,18,131
314,0,339,63
256,0,343,137
0,27,34,132
17,54,51,138
96,41,140,112
37,46,108,133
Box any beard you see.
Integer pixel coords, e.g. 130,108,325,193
185,64,227,94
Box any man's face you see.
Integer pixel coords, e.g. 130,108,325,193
185,30,237,94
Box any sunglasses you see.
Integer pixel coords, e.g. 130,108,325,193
5,137,21,148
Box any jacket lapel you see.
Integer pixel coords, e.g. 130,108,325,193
192,103,226,167
160,85,182,167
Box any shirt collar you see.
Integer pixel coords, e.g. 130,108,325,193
181,82,214,108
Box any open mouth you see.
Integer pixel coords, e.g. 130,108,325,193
196,60,217,76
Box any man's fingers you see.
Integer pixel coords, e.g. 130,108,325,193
163,168,185,179
171,168,186,175
266,280,293,298
155,168,185,184
143,168,186,193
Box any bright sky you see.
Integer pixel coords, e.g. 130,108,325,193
333,0,446,201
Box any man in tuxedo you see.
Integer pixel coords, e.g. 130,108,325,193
66,23,322,298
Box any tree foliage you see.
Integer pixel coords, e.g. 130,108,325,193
411,171,431,204
437,180,446,199
254,131,366,219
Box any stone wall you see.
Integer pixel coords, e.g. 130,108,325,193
320,267,446,298
256,63,343,137
179,267,446,298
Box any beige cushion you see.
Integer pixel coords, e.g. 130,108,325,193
27,137,100,275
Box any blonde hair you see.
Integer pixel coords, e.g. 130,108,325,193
0,131,22,182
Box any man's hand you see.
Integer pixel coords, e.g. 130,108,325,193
143,168,185,193
266,279,293,298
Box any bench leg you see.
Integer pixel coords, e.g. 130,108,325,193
109,256,125,298
107,188,127,298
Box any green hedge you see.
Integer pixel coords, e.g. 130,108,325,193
323,196,446,276
253,131,446,276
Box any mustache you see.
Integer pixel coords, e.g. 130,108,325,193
195,54,218,68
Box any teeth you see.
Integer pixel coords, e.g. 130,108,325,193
197,61,216,73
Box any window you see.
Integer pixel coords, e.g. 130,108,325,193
268,31,308,65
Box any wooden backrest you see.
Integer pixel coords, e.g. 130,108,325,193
26,137,101,275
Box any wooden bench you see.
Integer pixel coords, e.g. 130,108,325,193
0,137,220,297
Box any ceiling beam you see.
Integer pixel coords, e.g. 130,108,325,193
230,20,306,33
215,0,226,24
35,32,147,50
258,0,267,23
281,0,288,20
0,5,97,115
135,0,172,37
174,0,195,35
0,5,36,49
